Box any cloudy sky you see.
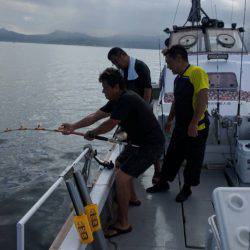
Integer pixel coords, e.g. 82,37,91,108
0,0,249,37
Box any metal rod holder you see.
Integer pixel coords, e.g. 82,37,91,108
73,171,109,250
65,181,84,216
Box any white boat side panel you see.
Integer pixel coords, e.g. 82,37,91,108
213,187,250,250
163,101,250,116
163,54,250,92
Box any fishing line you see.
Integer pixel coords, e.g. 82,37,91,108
230,0,234,24
158,38,162,71
210,0,214,19
172,0,181,26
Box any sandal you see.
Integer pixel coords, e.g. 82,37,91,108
105,225,133,238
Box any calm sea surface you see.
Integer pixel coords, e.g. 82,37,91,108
0,42,161,249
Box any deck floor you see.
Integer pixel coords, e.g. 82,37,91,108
108,166,227,250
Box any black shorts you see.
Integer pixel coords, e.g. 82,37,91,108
116,144,164,178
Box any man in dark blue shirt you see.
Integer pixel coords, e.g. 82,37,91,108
146,45,209,203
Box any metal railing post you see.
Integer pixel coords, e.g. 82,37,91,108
16,148,90,250
74,171,109,250
17,222,24,250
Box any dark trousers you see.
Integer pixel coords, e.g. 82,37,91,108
161,127,209,186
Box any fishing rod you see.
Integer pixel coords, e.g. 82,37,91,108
159,67,167,157
0,125,138,147
236,0,247,139
0,125,63,134
214,4,221,145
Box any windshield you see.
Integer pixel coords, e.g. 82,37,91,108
170,29,206,53
208,72,238,90
207,28,246,53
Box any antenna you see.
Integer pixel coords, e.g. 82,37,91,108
230,0,234,24
187,0,209,25
173,0,181,26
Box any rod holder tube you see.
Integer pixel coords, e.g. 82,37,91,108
65,181,84,216
74,171,92,205
73,171,109,250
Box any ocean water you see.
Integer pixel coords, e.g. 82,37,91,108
0,42,162,249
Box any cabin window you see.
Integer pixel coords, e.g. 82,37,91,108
208,72,238,90
208,72,240,101
207,29,246,53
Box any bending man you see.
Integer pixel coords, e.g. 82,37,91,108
60,68,165,237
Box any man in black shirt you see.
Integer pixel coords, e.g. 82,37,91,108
60,68,165,237
108,47,161,184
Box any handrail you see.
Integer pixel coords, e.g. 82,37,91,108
16,148,90,250
208,215,221,249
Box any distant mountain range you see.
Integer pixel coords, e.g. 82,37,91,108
0,28,163,49
0,28,249,50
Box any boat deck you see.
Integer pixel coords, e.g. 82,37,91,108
108,166,228,250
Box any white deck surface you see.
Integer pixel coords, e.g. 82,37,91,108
108,166,228,250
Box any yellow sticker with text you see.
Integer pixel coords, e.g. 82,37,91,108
73,214,94,244
85,204,101,232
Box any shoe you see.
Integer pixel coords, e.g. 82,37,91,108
152,171,161,184
105,225,133,238
175,185,192,203
146,182,169,193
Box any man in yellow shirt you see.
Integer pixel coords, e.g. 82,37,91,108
147,45,210,203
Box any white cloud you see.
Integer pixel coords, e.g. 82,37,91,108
0,0,39,13
0,0,249,36
219,0,242,11
24,16,32,22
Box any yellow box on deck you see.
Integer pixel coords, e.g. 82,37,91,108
85,204,101,232
73,214,94,244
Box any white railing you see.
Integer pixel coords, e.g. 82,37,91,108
206,215,221,250
16,148,90,250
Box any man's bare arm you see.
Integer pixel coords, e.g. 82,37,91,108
60,110,109,133
72,110,109,130
188,89,208,137
90,118,120,135
165,101,175,133
143,88,152,103
191,89,208,125
167,101,175,122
